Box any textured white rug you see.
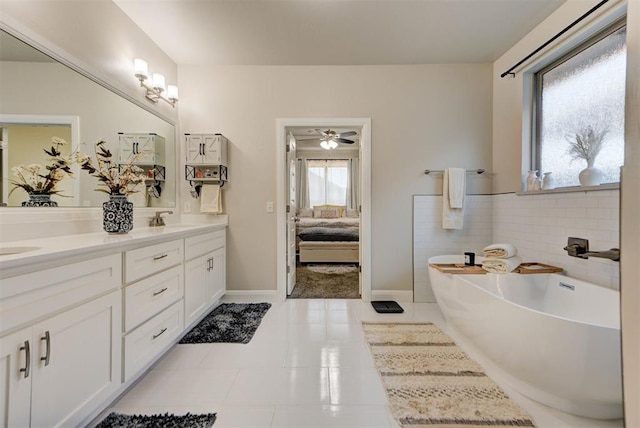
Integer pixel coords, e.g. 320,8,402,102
362,323,536,427
307,264,359,274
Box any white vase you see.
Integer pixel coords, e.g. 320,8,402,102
579,160,603,187
526,170,538,192
542,172,554,190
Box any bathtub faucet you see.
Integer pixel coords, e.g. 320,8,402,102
563,237,620,262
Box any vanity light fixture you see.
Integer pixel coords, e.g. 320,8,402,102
133,58,178,107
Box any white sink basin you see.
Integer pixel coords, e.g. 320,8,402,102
0,246,41,256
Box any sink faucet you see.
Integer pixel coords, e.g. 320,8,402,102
580,248,620,262
150,210,173,227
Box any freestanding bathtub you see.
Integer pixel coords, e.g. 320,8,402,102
427,255,622,420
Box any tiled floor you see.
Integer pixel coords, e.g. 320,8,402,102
104,296,624,428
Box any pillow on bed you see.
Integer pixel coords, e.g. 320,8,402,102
319,209,339,219
345,209,359,218
298,208,313,218
298,227,359,242
313,204,345,217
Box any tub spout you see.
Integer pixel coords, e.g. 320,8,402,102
580,248,620,262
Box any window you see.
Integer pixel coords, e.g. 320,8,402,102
533,21,626,188
308,159,348,206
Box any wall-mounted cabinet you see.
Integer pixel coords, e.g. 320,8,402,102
185,134,227,166
119,133,165,166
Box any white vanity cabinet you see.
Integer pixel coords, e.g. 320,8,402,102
184,133,228,166
119,133,166,166
0,254,122,428
122,239,185,381
184,230,226,327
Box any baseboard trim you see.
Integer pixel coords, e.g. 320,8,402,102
371,290,414,303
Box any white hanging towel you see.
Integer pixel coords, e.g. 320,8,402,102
200,184,222,214
442,168,465,229
129,186,148,208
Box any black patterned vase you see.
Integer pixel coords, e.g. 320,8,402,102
22,194,58,207
103,194,133,234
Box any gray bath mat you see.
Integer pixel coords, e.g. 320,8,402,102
179,303,271,344
95,412,216,427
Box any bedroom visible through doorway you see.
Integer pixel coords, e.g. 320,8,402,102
288,127,361,299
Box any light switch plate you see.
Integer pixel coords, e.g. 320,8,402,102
266,201,274,213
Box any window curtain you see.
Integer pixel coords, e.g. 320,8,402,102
296,159,309,209
346,158,359,209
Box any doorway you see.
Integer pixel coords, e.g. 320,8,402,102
276,118,371,301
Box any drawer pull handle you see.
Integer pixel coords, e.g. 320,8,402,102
41,331,51,366
153,328,168,340
19,340,30,378
153,287,168,296
153,254,168,261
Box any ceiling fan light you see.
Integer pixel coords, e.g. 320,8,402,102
329,140,338,149
320,141,331,150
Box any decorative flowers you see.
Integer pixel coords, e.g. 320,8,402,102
10,137,74,197
566,126,608,166
78,140,146,196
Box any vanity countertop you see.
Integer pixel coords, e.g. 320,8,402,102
0,222,227,273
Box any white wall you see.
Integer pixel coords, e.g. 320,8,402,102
178,64,493,292
621,0,640,424
413,194,493,302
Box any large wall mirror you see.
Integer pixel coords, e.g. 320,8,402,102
0,29,176,208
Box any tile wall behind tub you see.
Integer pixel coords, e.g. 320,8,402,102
413,195,493,302
492,191,620,290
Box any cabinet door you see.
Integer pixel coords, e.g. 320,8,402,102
209,247,226,304
30,291,121,428
0,329,32,428
184,254,209,327
136,135,158,165
118,134,136,163
185,135,204,164
202,135,221,164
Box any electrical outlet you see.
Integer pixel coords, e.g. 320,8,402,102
266,201,274,213
184,202,191,213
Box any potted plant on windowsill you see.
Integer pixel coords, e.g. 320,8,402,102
77,140,146,234
9,137,74,207
566,126,607,186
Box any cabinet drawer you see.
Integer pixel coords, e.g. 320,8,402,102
123,300,184,381
185,230,225,261
0,253,121,334
125,239,183,283
124,265,184,332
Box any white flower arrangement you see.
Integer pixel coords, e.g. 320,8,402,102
566,126,608,165
78,140,147,196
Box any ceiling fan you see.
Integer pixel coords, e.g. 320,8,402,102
298,129,358,150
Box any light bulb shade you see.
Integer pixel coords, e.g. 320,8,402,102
167,85,179,101
134,58,148,79
152,73,166,91
320,141,331,150
329,140,338,149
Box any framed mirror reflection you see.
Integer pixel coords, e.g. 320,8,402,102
0,29,176,208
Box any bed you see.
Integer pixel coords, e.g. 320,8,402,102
296,205,360,263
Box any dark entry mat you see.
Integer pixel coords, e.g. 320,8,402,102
371,301,404,313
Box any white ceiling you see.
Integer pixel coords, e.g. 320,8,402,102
290,127,361,150
114,0,567,66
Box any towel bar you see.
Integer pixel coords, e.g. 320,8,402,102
424,169,485,175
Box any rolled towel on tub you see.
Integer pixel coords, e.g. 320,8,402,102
482,256,523,274
483,243,518,259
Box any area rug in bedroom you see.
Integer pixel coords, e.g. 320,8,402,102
362,322,536,427
290,264,359,299
95,412,216,427
179,303,271,344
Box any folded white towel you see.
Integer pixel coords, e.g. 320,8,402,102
442,168,465,229
200,184,222,214
483,243,518,259
481,256,523,274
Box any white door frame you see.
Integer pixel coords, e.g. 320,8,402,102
276,117,372,301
